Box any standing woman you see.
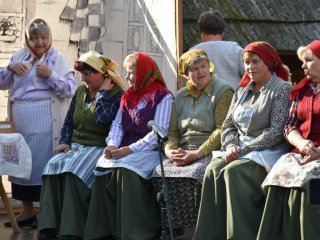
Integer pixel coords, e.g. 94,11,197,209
258,40,320,240
84,52,173,240
0,18,77,227
193,42,292,240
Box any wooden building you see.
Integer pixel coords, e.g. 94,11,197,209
182,0,320,84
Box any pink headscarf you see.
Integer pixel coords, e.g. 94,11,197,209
239,41,288,87
290,40,320,100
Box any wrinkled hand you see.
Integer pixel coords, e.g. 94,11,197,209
99,77,114,91
103,145,117,158
166,148,197,167
36,64,52,78
53,144,70,155
300,146,320,165
298,139,315,156
110,146,131,159
225,146,241,163
8,63,28,76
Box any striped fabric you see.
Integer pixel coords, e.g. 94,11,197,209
9,100,52,185
60,0,104,54
42,142,103,187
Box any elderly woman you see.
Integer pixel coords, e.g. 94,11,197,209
152,49,233,233
84,52,174,240
193,42,292,240
37,51,124,239
0,18,77,228
258,40,320,240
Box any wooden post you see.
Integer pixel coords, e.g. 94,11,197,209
176,0,186,89
0,176,20,233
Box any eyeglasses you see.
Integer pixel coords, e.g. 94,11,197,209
75,71,93,78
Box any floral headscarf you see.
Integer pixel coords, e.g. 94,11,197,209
178,49,215,78
290,40,320,100
24,18,52,57
239,41,288,87
120,52,170,110
77,51,125,90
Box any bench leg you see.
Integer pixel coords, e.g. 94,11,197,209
0,176,20,233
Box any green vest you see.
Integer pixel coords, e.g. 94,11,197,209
175,76,232,146
71,85,121,147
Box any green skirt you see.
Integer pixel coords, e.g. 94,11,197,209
193,158,267,240
84,168,161,240
257,186,320,240
38,173,91,237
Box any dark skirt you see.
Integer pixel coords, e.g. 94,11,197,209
194,158,267,240
152,152,212,230
257,186,320,240
38,173,91,237
84,168,161,240
11,183,41,202
152,177,201,229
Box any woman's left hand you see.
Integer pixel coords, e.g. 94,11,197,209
99,77,114,91
36,64,52,78
300,146,320,165
110,146,131,159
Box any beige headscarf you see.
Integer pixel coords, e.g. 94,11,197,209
24,18,52,67
78,51,126,90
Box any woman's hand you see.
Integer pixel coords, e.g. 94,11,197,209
99,77,114,91
103,145,117,158
298,139,316,155
36,64,52,78
166,148,198,167
53,144,70,155
110,146,131,159
225,146,241,163
300,146,320,165
8,63,28,76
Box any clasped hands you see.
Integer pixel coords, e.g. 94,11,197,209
8,62,52,78
166,148,199,167
298,140,320,165
103,145,131,159
224,146,241,163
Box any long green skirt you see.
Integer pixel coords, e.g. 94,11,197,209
38,173,91,236
84,168,161,240
193,158,267,240
257,186,320,240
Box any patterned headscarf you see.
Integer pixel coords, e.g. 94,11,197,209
178,49,215,77
77,51,125,90
290,40,320,100
25,18,52,57
120,52,170,110
239,41,288,87
24,18,52,67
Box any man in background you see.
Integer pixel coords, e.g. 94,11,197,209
190,10,244,90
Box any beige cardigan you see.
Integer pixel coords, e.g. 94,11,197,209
7,48,75,150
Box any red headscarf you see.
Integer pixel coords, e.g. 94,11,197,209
290,40,320,100
239,41,288,87
120,52,169,110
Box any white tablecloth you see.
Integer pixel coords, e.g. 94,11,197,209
0,133,32,179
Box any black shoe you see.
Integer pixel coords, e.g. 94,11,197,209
3,215,37,228
37,228,57,240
